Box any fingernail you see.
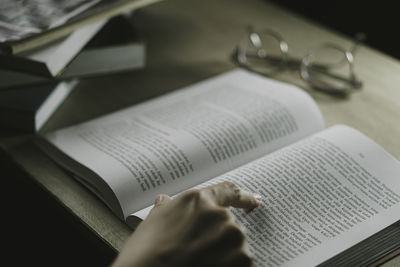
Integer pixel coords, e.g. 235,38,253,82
155,194,165,205
254,194,262,204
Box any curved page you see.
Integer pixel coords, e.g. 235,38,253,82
179,125,400,267
45,69,324,218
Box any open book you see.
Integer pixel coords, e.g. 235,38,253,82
38,70,400,266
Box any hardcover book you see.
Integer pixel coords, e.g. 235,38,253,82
0,19,107,77
0,16,145,88
0,0,162,54
0,80,77,131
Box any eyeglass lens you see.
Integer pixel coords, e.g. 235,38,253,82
237,29,288,76
235,28,362,95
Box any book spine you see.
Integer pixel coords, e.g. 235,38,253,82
0,54,51,77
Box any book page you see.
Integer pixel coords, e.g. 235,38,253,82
0,0,101,42
181,125,400,267
44,69,324,218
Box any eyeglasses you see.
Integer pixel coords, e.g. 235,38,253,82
233,26,365,96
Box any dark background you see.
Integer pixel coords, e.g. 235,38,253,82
2,2,398,267
2,151,116,267
272,0,400,59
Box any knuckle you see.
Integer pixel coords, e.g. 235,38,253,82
199,206,230,222
208,186,218,198
237,251,253,267
223,181,242,200
224,222,246,243
182,189,202,201
214,207,232,221
221,246,253,267
222,181,237,189
233,187,242,201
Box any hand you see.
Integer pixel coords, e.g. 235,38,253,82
112,181,262,267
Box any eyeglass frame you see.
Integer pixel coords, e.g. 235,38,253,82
233,26,365,96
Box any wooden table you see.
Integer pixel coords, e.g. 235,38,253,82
2,0,400,265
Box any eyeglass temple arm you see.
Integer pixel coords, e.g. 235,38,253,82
345,33,366,87
245,53,333,71
349,33,366,55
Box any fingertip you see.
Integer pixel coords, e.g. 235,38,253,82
154,194,171,206
245,196,262,213
253,194,262,206
205,182,262,210
239,191,262,209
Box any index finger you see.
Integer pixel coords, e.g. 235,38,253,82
202,181,262,209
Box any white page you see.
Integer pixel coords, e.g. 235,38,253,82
173,125,400,267
36,80,78,131
22,18,107,76
45,69,324,218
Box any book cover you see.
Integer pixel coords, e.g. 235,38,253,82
0,16,145,88
0,80,78,132
0,0,162,54
61,15,146,78
0,19,107,77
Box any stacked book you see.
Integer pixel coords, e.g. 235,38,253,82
0,0,161,132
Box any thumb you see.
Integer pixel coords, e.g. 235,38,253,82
154,194,171,208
